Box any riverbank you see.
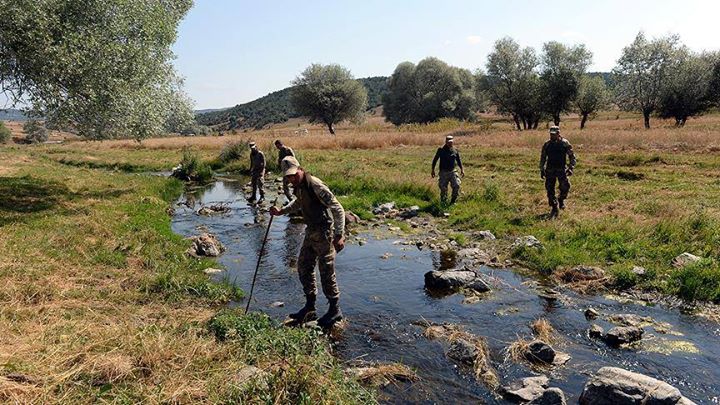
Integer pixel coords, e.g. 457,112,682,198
0,150,373,403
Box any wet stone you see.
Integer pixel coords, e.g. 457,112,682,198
579,367,695,405
588,324,604,339
447,338,477,365
424,270,491,293
604,326,643,346
585,307,600,320
607,313,652,327
529,387,567,405
525,340,556,364
502,375,549,403
561,265,606,282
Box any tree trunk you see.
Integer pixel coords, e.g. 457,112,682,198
327,122,335,135
643,111,651,129
522,117,528,130
533,118,540,129
553,114,560,126
513,114,521,130
580,113,588,129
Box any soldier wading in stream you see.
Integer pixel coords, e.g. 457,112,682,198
248,142,266,203
540,126,577,218
274,139,296,201
270,156,346,328
431,135,465,204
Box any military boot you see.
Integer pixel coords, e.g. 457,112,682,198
550,205,559,218
558,199,565,210
289,294,317,322
317,297,343,328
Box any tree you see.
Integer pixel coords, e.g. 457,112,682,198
485,37,544,130
707,53,720,107
612,32,684,129
382,62,418,125
574,75,610,129
0,0,193,141
657,52,714,126
540,42,593,125
23,120,48,144
382,58,477,125
290,64,368,134
0,121,11,143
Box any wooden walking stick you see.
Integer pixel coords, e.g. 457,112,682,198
245,198,278,314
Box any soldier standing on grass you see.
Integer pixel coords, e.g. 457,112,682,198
540,126,576,218
269,156,346,328
248,142,266,203
431,135,464,204
274,139,296,201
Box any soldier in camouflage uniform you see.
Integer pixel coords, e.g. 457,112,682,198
431,135,465,204
540,126,576,218
270,156,346,328
274,139,296,201
248,142,266,203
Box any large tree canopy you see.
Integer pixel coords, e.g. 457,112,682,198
383,57,477,125
0,0,193,140
290,63,368,134
540,41,593,125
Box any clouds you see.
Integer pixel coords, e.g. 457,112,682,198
466,35,483,45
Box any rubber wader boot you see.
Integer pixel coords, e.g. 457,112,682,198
318,297,343,328
289,294,316,322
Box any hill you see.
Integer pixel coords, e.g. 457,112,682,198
0,108,28,121
196,76,388,130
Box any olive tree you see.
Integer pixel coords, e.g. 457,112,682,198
290,64,368,134
0,0,193,141
485,37,543,130
383,62,419,125
574,75,610,129
540,42,593,125
657,52,714,126
612,32,684,129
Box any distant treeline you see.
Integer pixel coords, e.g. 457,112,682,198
0,109,28,121
196,77,388,130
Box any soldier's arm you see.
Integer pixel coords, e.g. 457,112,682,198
249,154,254,172
565,141,576,170
288,147,295,157
539,143,547,171
259,153,266,170
431,148,440,171
311,180,345,237
279,195,301,215
456,150,463,171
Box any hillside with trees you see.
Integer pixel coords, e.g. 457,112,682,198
196,76,387,130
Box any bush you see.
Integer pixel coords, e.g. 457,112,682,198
0,121,11,143
671,259,720,302
23,120,48,143
171,148,213,183
219,140,249,163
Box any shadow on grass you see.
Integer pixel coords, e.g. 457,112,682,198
0,175,131,226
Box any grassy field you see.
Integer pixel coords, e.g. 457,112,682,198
0,150,373,403
2,111,720,401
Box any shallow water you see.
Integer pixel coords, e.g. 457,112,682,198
171,178,720,404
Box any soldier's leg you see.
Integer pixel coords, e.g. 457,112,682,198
438,172,449,202
258,172,265,199
313,229,342,327
290,235,319,321
545,172,558,207
558,172,570,207
450,171,461,204
249,175,258,201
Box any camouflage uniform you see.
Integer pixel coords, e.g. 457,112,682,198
277,145,295,200
282,174,345,300
540,137,576,208
249,149,266,201
432,145,463,203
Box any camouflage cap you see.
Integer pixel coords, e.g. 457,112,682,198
445,135,454,142
549,126,560,134
281,156,300,177
249,141,257,148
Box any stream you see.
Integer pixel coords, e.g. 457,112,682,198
171,177,720,404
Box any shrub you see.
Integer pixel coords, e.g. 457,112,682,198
218,140,249,163
0,121,11,143
23,120,48,143
671,259,720,302
171,148,213,183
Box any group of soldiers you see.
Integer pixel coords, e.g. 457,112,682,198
247,126,576,328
